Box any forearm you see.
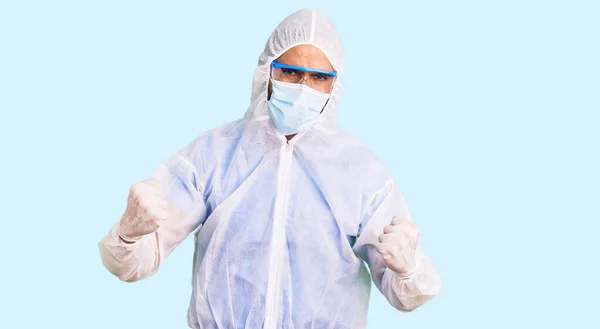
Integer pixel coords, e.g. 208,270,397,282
380,252,442,312
98,221,160,282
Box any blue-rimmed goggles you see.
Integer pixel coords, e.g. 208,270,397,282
270,61,337,93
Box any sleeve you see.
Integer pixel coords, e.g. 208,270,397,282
352,179,442,312
98,151,208,282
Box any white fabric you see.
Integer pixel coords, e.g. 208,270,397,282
98,8,441,329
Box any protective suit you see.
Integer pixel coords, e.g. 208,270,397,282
99,8,441,329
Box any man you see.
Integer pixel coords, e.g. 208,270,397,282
99,8,441,329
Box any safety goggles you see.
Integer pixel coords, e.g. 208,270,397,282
270,61,337,93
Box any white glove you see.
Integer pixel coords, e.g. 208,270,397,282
376,216,420,279
118,178,169,243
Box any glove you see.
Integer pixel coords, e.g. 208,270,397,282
376,216,420,279
118,178,169,243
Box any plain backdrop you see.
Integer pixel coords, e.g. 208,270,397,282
1,1,599,328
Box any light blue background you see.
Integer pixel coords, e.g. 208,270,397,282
1,0,598,328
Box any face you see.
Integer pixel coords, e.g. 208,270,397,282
268,44,335,97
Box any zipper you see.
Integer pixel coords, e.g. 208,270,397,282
264,139,293,329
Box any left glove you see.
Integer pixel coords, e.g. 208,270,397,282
376,216,420,279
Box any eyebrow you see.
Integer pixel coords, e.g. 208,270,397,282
272,61,338,77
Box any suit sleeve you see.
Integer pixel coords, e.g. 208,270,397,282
98,153,207,282
353,180,442,311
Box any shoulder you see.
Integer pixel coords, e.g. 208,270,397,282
163,119,246,171
179,119,246,153
305,130,395,194
332,131,392,177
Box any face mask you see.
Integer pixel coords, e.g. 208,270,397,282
267,79,330,135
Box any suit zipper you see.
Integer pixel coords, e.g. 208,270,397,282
264,140,293,329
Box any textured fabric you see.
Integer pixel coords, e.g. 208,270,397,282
98,8,441,329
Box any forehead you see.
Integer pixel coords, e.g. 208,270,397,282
275,45,334,72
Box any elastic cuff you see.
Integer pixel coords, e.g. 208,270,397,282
393,258,421,280
394,269,415,281
118,233,141,244
115,221,141,245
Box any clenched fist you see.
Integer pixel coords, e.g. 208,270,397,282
376,216,420,279
118,178,169,243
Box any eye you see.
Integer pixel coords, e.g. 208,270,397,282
312,73,330,81
281,68,299,75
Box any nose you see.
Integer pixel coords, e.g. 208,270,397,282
298,76,309,85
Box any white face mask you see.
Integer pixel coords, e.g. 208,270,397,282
267,79,330,135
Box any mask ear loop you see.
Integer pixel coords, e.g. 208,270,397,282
319,76,337,114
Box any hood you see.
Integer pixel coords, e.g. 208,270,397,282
243,8,344,134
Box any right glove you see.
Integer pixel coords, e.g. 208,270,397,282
118,178,169,243
376,216,420,279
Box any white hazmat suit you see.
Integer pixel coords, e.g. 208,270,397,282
99,8,441,329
